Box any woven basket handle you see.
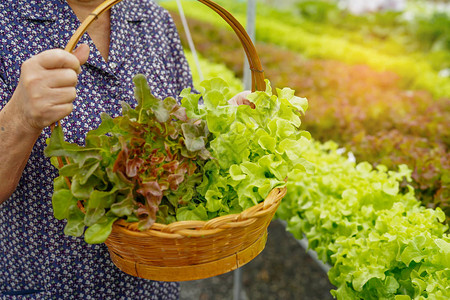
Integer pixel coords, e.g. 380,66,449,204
65,0,265,92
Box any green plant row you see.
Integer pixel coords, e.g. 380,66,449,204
268,0,450,72
197,0,420,58
294,1,450,58
162,0,450,98
277,141,450,300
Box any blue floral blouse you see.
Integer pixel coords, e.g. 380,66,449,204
0,0,193,298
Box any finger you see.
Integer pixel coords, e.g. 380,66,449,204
52,102,74,119
228,91,252,106
237,91,252,104
38,102,74,126
46,69,78,88
48,86,77,105
72,44,90,66
228,98,238,106
38,49,82,73
240,91,252,98
242,99,256,109
26,94,75,128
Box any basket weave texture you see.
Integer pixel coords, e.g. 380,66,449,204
59,0,285,282
106,187,286,281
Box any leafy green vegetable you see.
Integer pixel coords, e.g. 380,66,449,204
278,141,450,299
46,75,311,244
180,79,313,213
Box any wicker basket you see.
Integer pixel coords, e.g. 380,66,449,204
57,0,286,282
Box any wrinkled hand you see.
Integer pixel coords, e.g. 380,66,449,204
11,44,90,132
228,91,255,108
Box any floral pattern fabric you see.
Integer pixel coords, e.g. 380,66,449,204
0,0,193,298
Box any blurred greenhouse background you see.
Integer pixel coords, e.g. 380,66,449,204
156,0,449,299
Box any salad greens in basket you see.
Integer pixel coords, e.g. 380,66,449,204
45,75,313,244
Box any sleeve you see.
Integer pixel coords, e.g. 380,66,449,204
163,10,196,95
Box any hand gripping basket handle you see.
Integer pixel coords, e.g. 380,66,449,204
65,0,266,92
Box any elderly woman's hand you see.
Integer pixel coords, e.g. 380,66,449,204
228,90,255,108
11,44,90,133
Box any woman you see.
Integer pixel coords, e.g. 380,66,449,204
0,0,194,298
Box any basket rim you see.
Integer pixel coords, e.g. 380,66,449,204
107,186,287,239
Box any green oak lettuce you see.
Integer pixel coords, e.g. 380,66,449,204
278,141,449,299
181,78,312,214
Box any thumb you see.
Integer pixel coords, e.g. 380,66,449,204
72,44,90,66
228,91,252,106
